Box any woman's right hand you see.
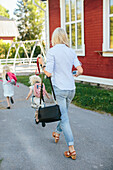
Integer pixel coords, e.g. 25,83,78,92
75,65,83,77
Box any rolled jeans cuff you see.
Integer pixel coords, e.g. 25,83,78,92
68,142,74,146
55,129,62,135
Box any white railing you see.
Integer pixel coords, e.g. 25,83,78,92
0,58,38,74
0,39,46,74
74,75,113,87
0,58,37,65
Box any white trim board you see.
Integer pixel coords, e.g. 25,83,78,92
74,75,113,86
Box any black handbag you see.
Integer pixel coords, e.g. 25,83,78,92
38,76,61,127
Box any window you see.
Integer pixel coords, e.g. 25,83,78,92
103,0,113,56
60,0,85,56
109,0,113,49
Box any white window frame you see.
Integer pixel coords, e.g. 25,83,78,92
60,0,85,56
103,0,113,57
46,0,50,50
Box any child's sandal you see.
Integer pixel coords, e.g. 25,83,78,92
64,150,76,160
7,106,10,109
52,132,60,143
35,119,39,124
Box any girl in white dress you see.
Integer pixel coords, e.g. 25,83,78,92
2,65,14,109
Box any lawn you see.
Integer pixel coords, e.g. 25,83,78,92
72,83,113,115
17,75,113,115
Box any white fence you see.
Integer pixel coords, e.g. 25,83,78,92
0,58,37,65
0,58,38,74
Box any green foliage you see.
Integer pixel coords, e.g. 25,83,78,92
17,42,41,58
14,0,45,41
0,39,41,59
24,42,41,58
0,5,10,18
0,40,10,58
0,1,45,59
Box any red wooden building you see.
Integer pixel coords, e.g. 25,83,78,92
44,0,113,80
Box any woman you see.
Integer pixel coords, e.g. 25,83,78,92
39,27,83,160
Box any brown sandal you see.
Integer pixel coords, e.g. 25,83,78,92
52,132,60,143
64,150,76,160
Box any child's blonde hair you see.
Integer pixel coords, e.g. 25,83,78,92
2,65,11,79
52,27,69,47
29,75,41,85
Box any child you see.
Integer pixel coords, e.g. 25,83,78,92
26,75,50,124
1,65,14,109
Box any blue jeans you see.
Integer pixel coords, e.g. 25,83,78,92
53,86,75,147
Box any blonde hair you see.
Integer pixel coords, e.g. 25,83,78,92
29,75,41,85
2,65,11,79
52,27,69,47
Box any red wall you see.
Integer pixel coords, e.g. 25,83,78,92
79,0,113,79
0,37,14,41
49,0,61,46
49,0,113,79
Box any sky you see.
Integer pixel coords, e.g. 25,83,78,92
0,0,18,18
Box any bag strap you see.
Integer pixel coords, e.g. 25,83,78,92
40,73,45,105
48,77,56,101
36,58,57,105
36,58,40,75
40,75,57,105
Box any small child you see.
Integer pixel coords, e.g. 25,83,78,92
26,75,50,124
1,65,14,109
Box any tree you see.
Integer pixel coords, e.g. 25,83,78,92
14,0,45,41
0,5,10,18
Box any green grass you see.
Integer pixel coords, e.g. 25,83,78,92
17,75,30,86
17,75,113,115
73,83,113,115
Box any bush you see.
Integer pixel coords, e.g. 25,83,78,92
0,40,10,58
